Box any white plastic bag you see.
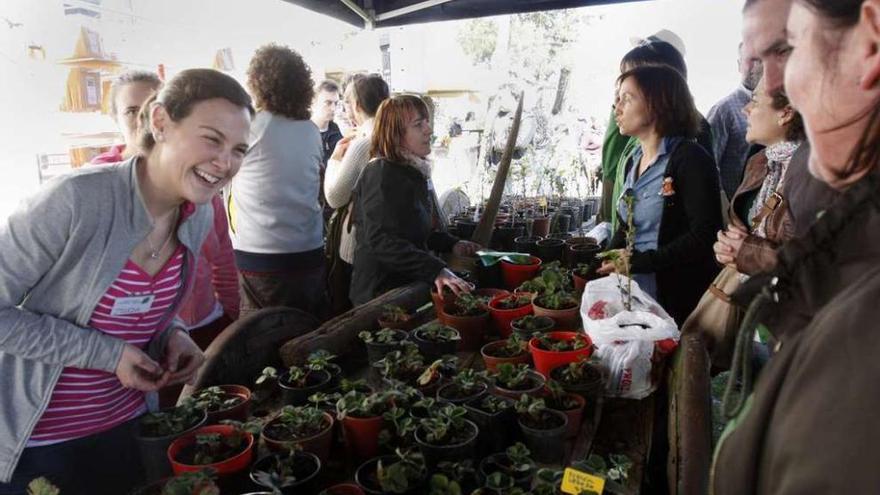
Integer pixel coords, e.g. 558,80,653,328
581,274,679,399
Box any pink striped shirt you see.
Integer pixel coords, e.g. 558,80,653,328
28,246,185,446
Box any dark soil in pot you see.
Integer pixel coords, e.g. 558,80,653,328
414,419,479,469
436,381,488,405
536,238,565,263
355,456,426,495
409,328,459,362
136,407,208,482
249,452,321,495
363,330,409,364
513,235,542,256
478,453,535,490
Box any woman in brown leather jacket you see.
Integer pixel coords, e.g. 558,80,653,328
713,77,804,275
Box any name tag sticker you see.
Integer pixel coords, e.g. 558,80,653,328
561,467,605,495
110,295,155,316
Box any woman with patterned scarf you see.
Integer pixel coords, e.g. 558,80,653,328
714,77,805,276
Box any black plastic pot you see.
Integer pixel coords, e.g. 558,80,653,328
517,409,569,464
535,238,565,263
478,453,535,490
136,408,208,482
249,452,321,495
355,455,427,495
279,369,332,406
567,242,601,269
492,224,525,251
364,330,409,364
464,396,517,459
510,316,556,341
414,419,479,469
513,235,542,256
552,213,571,234
474,260,503,291
492,370,546,400
436,381,489,405
409,327,460,362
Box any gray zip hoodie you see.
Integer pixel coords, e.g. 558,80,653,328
0,157,212,482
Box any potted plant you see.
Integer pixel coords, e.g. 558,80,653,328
430,286,457,323
409,323,460,361
408,396,438,421
531,291,580,330
190,385,252,424
572,262,599,293
426,473,463,495
308,391,344,416
514,396,568,464
378,305,413,331
250,450,322,495
360,328,409,365
509,315,555,341
435,460,478,494
26,478,61,495
491,363,545,400
470,472,522,495
480,334,530,372
441,293,490,352
574,454,633,494
549,358,606,399
463,395,516,458
528,332,593,378
378,406,419,451
487,293,534,338
252,366,279,405
262,405,334,463
306,350,343,389
277,364,332,406
319,484,366,495
375,345,446,396
568,244,601,273
355,449,427,495
414,405,479,469
130,470,221,495
477,442,536,490
137,400,208,482
436,369,489,405
167,424,255,477
543,380,586,439
337,390,401,461
535,238,565,264
500,256,542,291
513,234,542,256
531,468,564,495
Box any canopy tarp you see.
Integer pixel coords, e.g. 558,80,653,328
283,0,648,29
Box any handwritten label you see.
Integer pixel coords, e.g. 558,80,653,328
561,467,605,495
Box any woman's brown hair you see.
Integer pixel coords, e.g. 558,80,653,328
371,95,430,163
137,68,254,152
246,43,314,120
770,90,806,142
617,65,701,139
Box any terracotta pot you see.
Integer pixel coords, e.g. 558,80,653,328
342,414,384,461
323,483,365,495
531,216,551,237
262,411,334,465
199,384,252,424
488,293,534,338
492,369,545,400
431,287,456,323
500,256,542,291
441,305,490,352
480,340,531,373
545,392,586,439
167,425,254,477
532,295,580,330
528,332,593,378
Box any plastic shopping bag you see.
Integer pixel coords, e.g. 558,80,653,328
581,274,680,399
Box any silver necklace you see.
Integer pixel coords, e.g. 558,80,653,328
147,210,178,259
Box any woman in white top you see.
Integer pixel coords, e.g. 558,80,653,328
324,74,390,313
229,44,327,320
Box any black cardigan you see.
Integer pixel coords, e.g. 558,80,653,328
350,158,459,305
609,139,722,325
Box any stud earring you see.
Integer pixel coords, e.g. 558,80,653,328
155,132,164,142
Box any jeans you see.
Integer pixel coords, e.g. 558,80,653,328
0,417,145,495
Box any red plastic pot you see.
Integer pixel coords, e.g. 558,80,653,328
201,384,252,424
323,483,366,495
488,293,534,338
572,273,588,294
263,411,334,465
500,257,542,291
441,305,490,352
480,340,531,373
341,414,384,461
167,425,254,476
528,331,593,378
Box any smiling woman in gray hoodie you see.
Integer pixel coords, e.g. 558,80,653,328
0,69,253,495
